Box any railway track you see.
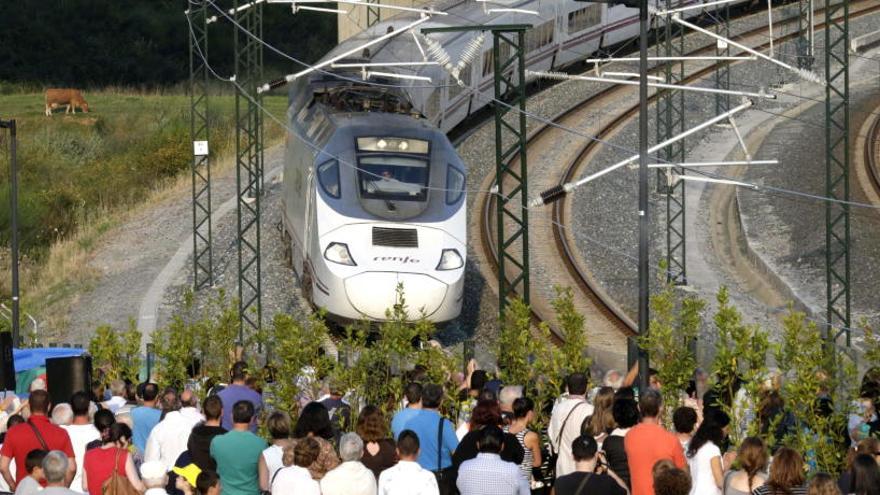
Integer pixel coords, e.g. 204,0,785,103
477,0,880,368
866,109,880,198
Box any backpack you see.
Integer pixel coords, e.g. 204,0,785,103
102,449,140,495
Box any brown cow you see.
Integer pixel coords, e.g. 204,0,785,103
44,89,90,116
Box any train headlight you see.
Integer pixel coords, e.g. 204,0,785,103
436,249,463,271
324,242,356,266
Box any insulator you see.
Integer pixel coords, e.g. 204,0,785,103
539,184,567,205
796,68,825,86
528,70,569,81
421,34,452,69
456,33,485,72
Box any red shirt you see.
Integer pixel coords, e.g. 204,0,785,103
624,422,686,495
0,415,75,484
83,447,127,495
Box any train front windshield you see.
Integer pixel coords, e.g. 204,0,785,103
358,155,429,201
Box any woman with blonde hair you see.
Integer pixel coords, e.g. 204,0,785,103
582,387,616,448
722,437,767,495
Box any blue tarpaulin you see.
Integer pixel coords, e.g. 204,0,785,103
13,347,83,372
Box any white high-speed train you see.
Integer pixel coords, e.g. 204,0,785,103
283,0,750,323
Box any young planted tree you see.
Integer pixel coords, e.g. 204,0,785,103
496,297,533,388
552,286,591,379
710,287,769,445
88,319,142,383
775,308,855,475
640,280,704,421
496,290,593,429
270,311,334,417
151,312,195,389
327,285,455,427
861,322,880,367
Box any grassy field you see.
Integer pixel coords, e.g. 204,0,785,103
0,88,289,335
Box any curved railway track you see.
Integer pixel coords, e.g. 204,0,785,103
477,0,880,367
867,109,880,198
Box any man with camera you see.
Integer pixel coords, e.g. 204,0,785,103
553,435,627,495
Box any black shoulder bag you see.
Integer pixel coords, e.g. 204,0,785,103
433,417,457,495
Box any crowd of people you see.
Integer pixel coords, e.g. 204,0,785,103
0,359,877,495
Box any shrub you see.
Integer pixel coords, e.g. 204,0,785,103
710,286,769,445
88,319,141,382
639,279,704,420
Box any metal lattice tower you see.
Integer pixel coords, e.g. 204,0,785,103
493,28,531,312
188,1,214,291
797,0,814,70
657,2,686,285
234,0,264,341
366,0,380,28
714,2,731,115
257,2,265,193
824,0,850,347
422,24,531,318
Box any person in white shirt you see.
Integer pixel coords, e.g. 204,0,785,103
140,461,170,495
102,380,127,414
258,412,292,491
378,430,438,495
271,437,321,495
62,392,100,494
320,433,376,495
144,392,201,471
686,410,731,495
547,373,594,478
178,390,204,426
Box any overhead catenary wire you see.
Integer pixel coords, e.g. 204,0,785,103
530,99,756,207
670,14,824,85
258,15,432,93
196,0,880,212
648,160,779,168
527,69,776,99
185,14,880,344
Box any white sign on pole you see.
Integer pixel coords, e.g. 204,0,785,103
717,39,729,50
193,140,209,156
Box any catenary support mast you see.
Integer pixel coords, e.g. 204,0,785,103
824,0,850,347
188,1,215,291
234,0,264,342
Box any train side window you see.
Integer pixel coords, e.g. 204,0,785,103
317,159,341,198
525,21,555,53
481,43,512,77
567,4,601,34
446,165,465,204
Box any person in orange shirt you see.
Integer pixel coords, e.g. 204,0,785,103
624,389,687,495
